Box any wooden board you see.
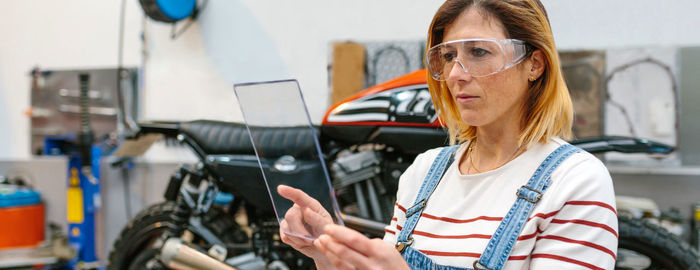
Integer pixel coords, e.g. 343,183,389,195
331,42,365,105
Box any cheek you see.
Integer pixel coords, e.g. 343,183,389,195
446,81,458,96
480,71,528,102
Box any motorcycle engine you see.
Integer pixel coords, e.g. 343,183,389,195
331,148,396,221
330,149,382,188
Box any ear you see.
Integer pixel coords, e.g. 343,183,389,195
527,49,545,82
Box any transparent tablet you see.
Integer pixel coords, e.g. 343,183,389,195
234,80,344,240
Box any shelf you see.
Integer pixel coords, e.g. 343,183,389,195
607,164,700,175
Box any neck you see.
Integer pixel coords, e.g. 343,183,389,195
474,122,521,161
462,115,524,174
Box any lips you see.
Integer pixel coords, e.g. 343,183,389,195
455,94,479,104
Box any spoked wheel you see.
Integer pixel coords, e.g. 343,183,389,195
615,215,700,270
128,248,164,270
107,201,250,270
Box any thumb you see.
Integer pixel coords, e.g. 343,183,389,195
304,207,332,236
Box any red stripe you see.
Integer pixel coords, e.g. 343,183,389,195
413,231,491,239
418,250,480,257
421,213,503,223
396,225,490,240
396,201,615,238
396,203,567,225
529,210,559,221
417,250,528,261
391,217,398,222
537,235,616,260
518,230,539,241
395,202,407,212
396,224,538,241
531,253,604,270
565,201,617,215
396,203,503,224
385,229,395,235
551,219,618,238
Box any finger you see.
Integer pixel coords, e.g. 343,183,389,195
280,219,311,247
283,204,304,229
321,247,355,270
280,220,298,244
316,236,360,270
277,185,324,212
280,219,289,238
300,207,330,237
304,206,331,226
283,204,314,240
318,234,374,270
323,224,376,257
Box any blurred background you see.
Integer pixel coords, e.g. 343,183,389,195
0,0,699,268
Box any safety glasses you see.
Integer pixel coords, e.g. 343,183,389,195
426,38,529,81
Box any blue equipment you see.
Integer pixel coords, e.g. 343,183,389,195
43,74,103,269
65,147,102,269
139,0,197,22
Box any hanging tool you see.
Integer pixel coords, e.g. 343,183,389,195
66,73,102,269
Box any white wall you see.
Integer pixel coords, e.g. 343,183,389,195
141,0,444,123
0,0,143,159
544,1,700,49
2,0,700,159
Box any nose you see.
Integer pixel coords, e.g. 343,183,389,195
446,59,472,81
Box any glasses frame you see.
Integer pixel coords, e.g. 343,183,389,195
425,38,530,81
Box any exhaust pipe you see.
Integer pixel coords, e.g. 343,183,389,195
161,238,237,270
342,214,388,237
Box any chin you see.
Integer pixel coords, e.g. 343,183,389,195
460,113,482,127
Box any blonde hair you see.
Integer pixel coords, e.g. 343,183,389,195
426,0,572,147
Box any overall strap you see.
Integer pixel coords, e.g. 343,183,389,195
474,144,580,270
396,145,460,253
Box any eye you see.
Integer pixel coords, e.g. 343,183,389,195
441,51,457,61
470,47,491,58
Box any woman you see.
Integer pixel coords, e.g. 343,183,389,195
280,0,617,269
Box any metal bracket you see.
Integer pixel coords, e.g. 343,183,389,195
395,238,414,253
473,260,490,270
516,185,543,204
405,199,426,218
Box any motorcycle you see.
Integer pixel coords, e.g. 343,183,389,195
108,70,699,269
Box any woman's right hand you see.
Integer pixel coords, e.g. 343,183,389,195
277,185,334,265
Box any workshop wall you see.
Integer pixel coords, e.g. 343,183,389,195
0,0,143,159
3,0,700,160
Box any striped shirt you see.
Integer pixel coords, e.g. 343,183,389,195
383,138,618,269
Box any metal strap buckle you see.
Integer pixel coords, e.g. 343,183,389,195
395,238,414,253
473,260,489,270
405,199,426,218
516,185,543,203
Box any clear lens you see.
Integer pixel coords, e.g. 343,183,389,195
426,39,527,81
234,80,345,241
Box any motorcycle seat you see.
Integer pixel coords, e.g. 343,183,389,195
179,120,318,158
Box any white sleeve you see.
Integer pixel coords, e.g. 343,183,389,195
382,161,414,245
381,202,402,245
529,154,618,270
382,150,433,244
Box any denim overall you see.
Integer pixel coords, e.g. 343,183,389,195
396,144,580,270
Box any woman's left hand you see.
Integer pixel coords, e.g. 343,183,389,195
314,224,410,270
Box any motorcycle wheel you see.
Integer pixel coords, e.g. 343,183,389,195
107,201,249,270
616,215,700,270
